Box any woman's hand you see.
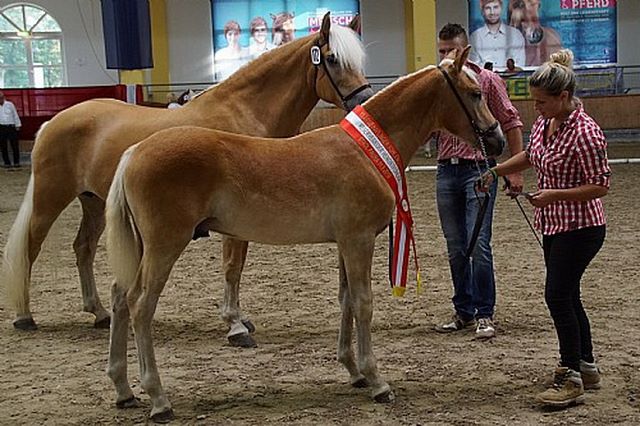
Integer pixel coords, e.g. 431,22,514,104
526,189,559,207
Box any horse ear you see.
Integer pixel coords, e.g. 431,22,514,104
454,45,472,73
349,14,361,34
319,12,331,44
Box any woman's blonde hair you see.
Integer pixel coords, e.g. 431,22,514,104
529,49,576,96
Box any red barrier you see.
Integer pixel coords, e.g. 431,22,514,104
1,85,141,139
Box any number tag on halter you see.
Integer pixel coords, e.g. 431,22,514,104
310,46,321,65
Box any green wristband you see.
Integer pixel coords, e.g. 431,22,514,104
488,167,498,180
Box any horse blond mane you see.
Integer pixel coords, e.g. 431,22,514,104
328,24,366,71
365,59,477,106
369,65,436,103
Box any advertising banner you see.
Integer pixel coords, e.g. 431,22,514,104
211,0,360,81
468,0,617,69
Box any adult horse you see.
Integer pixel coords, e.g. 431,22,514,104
2,13,372,335
508,0,562,66
105,46,504,422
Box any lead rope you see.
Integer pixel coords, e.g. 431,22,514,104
466,129,492,259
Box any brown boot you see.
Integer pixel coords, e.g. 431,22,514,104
536,367,585,407
544,361,602,390
580,360,601,390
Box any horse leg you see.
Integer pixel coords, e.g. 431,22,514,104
336,253,367,388
106,280,138,409
129,248,184,423
74,194,110,328
340,237,394,403
4,175,76,330
221,236,256,348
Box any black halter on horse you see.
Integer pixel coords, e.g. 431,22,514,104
311,41,371,110
437,65,500,259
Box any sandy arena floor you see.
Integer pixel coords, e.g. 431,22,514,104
1,145,639,425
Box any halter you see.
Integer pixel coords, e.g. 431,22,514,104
311,41,371,109
437,65,500,152
437,65,499,259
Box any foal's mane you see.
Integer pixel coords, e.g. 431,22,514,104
362,60,478,107
189,24,366,102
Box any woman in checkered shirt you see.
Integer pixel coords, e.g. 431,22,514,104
481,49,611,408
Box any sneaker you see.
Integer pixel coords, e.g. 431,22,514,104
435,313,476,333
580,360,601,390
475,317,495,339
535,367,585,407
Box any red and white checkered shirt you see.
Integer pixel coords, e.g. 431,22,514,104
435,61,523,161
526,103,611,235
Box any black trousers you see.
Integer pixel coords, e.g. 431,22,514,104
543,225,605,372
0,124,20,166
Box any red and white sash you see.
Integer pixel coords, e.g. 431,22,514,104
340,105,421,297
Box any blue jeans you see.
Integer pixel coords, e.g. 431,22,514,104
436,161,497,320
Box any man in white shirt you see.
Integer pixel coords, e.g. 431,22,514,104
0,91,22,168
469,0,525,69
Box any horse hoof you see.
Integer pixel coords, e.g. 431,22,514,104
116,396,140,409
13,317,37,331
373,388,395,403
351,377,369,388
94,317,111,329
228,333,257,348
241,319,256,334
151,408,175,424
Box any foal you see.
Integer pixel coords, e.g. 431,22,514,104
105,46,504,422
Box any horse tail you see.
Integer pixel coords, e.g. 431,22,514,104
2,120,52,318
2,173,35,317
106,145,142,291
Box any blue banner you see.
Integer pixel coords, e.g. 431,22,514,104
468,0,617,69
211,0,360,81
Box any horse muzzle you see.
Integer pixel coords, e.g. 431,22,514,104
482,125,506,157
485,134,506,157
344,86,374,111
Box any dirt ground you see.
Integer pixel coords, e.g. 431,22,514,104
1,145,639,425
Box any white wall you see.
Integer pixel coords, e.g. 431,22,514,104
360,0,406,77
166,0,213,84
617,0,640,65
0,0,118,86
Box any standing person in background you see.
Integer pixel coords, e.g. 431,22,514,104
479,49,610,407
0,91,22,169
433,23,524,339
470,0,526,69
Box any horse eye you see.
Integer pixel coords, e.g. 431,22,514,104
326,54,338,65
472,91,482,101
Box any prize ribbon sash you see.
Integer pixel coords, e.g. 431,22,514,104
340,105,421,296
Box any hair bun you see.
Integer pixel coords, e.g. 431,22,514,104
549,49,574,69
